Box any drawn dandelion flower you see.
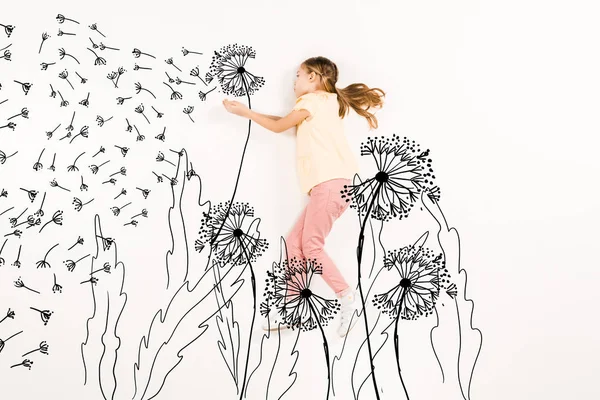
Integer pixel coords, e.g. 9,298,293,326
183,106,195,122
207,43,265,97
263,257,339,399
56,14,80,24
0,149,17,164
58,48,80,65
0,308,15,324
39,211,63,233
13,80,33,95
30,307,53,325
67,236,84,250
14,277,41,294
79,92,90,107
196,200,269,266
134,82,156,99
36,243,59,268
198,87,216,101
88,23,106,37
58,69,75,89
49,178,70,192
162,81,182,100
67,151,85,172
22,341,49,357
86,47,106,65
342,134,437,222
64,253,90,272
132,47,156,59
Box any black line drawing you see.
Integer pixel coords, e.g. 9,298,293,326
12,244,22,267
67,236,84,250
41,61,56,70
0,308,15,324
39,210,63,233
68,151,86,172
22,341,49,357
0,331,22,354
136,187,150,199
50,178,70,192
162,81,182,100
73,197,94,211
0,238,7,265
80,92,90,107
114,188,126,200
59,49,80,65
76,71,87,83
110,202,131,216
13,79,33,95
132,47,156,59
0,23,15,38
109,166,126,178
87,47,106,65
151,106,163,118
92,146,105,157
10,359,33,369
30,307,53,325
56,14,80,24
64,253,90,272
36,243,59,268
33,148,45,171
7,107,29,121
134,104,150,123
134,82,156,99
89,160,109,174
9,207,27,227
20,188,38,202
46,124,61,139
52,273,63,292
14,277,41,294
80,176,88,191
70,125,89,143
59,69,75,88
183,106,194,122
88,23,106,37
0,149,18,164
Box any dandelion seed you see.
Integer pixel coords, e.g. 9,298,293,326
110,202,131,216
152,171,163,183
134,125,144,141
89,160,109,174
19,188,38,202
156,151,175,166
38,32,50,54
0,308,15,324
0,149,17,164
155,126,166,141
58,69,75,89
99,42,119,51
79,92,90,107
22,341,49,357
49,178,70,192
151,106,164,118
57,90,69,107
11,245,22,266
198,87,216,101
92,146,105,157
162,82,182,100
114,188,127,199
58,48,80,65
80,276,98,285
102,178,117,185
90,262,111,275
30,307,53,325
41,61,56,70
134,103,150,124
131,208,148,219
67,151,85,172
0,23,15,38
1,330,23,354
64,253,90,272
14,277,40,294
46,123,60,139
75,71,87,83
13,80,33,95
124,220,138,227
39,211,63,233
96,234,114,251
182,47,202,56
7,107,29,121
190,66,207,86
9,207,27,228
134,82,157,99
136,187,150,199
0,121,16,130
183,106,195,122
10,359,33,369
52,274,62,293
132,48,156,59
56,14,80,24
133,63,152,71
57,28,76,37
114,145,129,157
116,96,131,105
162,175,178,186
67,236,84,250
35,243,59,268
86,47,106,65
88,23,105,37
66,110,75,131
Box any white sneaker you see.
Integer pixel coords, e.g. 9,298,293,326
337,289,360,337
261,315,289,332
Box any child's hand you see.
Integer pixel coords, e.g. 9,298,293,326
223,99,250,118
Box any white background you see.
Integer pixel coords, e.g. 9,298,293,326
1,0,599,399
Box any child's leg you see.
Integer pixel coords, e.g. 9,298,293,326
301,178,352,296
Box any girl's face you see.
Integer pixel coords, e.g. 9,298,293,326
294,65,317,98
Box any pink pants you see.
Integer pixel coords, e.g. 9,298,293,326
285,178,352,295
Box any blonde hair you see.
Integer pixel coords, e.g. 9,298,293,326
301,56,386,130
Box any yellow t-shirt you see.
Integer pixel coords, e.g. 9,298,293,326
292,91,360,195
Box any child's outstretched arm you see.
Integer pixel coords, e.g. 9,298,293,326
223,99,310,134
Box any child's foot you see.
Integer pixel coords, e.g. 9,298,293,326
337,289,360,337
261,315,289,332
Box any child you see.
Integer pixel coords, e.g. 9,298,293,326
223,56,385,337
